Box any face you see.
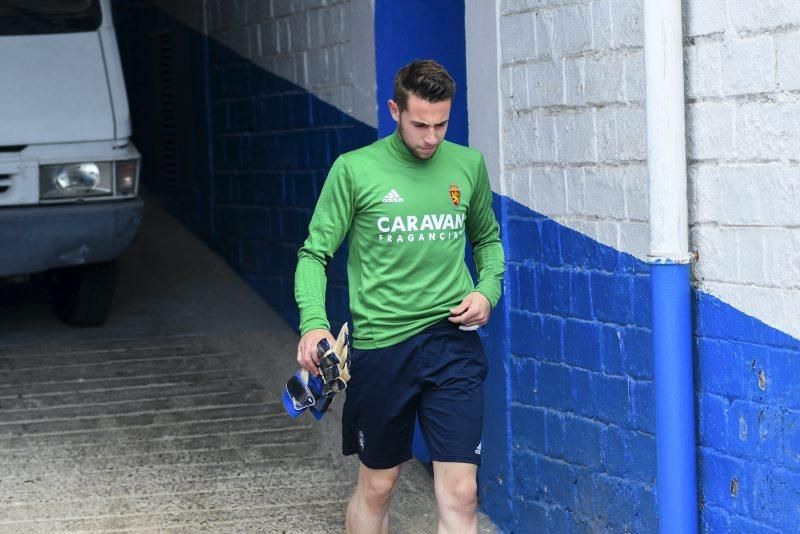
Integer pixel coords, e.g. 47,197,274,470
388,93,451,160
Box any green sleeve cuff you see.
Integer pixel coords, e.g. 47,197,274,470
300,317,330,337
474,284,501,309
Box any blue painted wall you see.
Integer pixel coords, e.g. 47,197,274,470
492,194,800,533
205,41,374,331
497,196,657,532
694,295,800,531
374,0,468,143
477,195,513,526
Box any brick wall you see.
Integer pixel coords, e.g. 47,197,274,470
504,209,656,531
202,0,376,328
684,1,800,341
496,0,656,530
500,0,649,261
115,0,376,329
497,0,800,340
483,0,800,531
694,292,800,531
206,0,376,128
684,3,800,530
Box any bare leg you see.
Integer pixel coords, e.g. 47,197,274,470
433,461,478,534
346,462,401,534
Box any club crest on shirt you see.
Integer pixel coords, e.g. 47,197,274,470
449,183,461,207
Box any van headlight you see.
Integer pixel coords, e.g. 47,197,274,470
40,162,113,199
39,158,140,200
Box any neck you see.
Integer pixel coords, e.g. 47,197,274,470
388,128,439,165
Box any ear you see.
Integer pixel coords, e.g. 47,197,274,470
388,99,400,122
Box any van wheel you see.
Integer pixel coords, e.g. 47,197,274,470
48,261,119,327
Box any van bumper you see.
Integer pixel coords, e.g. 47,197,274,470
0,198,144,277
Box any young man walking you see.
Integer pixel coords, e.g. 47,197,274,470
294,60,505,534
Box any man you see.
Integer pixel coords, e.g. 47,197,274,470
294,60,505,534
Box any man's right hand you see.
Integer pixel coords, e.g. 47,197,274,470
297,329,336,376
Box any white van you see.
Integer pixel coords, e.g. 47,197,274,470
0,0,143,325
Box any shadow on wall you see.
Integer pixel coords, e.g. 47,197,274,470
112,2,376,331
112,1,212,241
498,194,800,532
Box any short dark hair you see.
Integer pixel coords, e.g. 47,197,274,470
393,60,456,111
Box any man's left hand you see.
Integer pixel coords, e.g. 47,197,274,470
448,291,491,328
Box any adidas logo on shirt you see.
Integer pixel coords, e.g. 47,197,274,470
382,189,404,203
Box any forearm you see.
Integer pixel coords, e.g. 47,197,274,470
295,252,330,335
294,156,355,334
467,155,505,307
472,239,505,307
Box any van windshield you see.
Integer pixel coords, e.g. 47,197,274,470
0,1,101,36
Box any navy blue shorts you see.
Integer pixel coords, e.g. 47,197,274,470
342,319,488,469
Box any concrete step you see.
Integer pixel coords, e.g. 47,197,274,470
0,377,260,410
0,413,309,451
0,499,349,533
0,368,237,398
0,352,242,385
0,349,237,378
0,335,212,356
0,456,337,489
0,398,284,434
0,339,220,366
1,464,348,507
0,441,318,470
0,482,350,524
0,388,274,422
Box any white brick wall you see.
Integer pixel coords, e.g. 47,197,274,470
498,0,649,259
685,2,800,338
497,0,800,338
205,0,376,127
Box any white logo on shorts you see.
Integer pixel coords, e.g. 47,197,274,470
474,441,482,455
358,430,366,451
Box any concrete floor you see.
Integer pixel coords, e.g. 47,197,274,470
0,198,498,533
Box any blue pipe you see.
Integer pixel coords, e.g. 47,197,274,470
651,262,698,533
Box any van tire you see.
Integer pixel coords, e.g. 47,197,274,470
48,260,119,327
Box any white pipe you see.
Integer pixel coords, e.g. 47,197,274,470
644,0,692,264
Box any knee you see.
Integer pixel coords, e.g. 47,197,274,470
438,475,478,512
359,468,399,509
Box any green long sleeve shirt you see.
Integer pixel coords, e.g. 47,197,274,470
295,129,505,349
